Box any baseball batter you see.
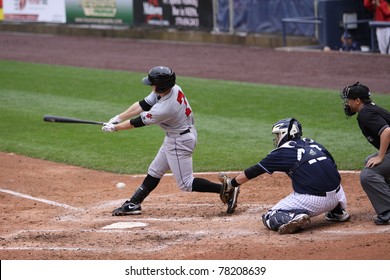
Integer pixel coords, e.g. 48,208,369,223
219,118,350,234
102,66,239,215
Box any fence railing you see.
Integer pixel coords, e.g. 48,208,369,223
368,21,390,53
283,18,390,52
281,17,322,47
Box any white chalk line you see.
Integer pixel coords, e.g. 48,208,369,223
131,170,360,178
323,227,390,234
0,188,81,211
0,247,96,252
2,224,388,254
0,227,258,254
2,214,388,255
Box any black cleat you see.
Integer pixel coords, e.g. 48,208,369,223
112,201,142,216
374,210,390,225
325,209,350,222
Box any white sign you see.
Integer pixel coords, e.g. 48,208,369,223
4,0,66,23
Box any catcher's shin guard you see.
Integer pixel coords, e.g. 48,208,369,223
263,210,310,234
278,214,310,234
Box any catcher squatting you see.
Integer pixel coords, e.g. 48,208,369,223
102,66,389,234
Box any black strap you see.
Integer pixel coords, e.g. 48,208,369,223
179,129,190,135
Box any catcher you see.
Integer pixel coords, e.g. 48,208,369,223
219,118,350,234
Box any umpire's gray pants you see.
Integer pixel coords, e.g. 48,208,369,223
360,152,390,214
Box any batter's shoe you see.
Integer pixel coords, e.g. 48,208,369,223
278,214,311,235
227,186,240,214
112,201,142,216
325,209,350,222
374,210,390,225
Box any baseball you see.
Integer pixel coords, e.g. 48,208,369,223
116,182,126,189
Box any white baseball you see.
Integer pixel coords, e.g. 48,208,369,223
116,182,126,189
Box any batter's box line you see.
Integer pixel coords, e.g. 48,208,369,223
0,188,81,211
0,246,97,252
322,227,390,235
0,229,67,240
130,170,360,178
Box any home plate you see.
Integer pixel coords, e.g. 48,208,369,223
102,222,148,229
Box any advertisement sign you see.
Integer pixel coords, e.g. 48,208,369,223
133,0,213,30
66,0,133,25
3,0,66,23
0,0,3,21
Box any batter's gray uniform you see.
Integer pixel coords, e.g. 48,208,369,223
106,66,229,216
141,85,197,191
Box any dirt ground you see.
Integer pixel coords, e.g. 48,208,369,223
0,32,390,260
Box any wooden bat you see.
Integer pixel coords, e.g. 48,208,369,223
43,115,104,125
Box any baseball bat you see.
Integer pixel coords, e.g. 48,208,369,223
43,115,104,125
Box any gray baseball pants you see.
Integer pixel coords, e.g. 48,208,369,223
360,152,390,214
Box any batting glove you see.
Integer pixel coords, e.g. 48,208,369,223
109,115,122,124
102,123,117,132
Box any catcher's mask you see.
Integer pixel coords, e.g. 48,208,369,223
340,82,371,117
142,66,176,94
272,118,302,148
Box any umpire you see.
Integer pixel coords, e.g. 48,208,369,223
341,82,390,225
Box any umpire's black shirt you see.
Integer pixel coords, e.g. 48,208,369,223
357,103,390,150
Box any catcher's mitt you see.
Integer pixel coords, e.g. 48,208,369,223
218,173,234,204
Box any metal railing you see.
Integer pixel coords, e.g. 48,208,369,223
343,20,390,53
368,21,390,53
281,17,322,47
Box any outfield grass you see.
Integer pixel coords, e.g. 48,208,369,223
0,60,388,173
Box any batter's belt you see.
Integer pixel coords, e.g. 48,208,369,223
166,128,191,138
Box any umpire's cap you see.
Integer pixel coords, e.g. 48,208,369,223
345,82,371,100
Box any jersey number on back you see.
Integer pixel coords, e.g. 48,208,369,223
177,90,192,117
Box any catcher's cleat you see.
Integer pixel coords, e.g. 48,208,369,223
112,201,142,216
325,209,350,222
227,186,240,214
218,172,234,204
278,214,310,235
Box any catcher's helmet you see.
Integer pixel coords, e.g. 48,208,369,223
142,66,176,93
340,82,371,116
272,118,302,148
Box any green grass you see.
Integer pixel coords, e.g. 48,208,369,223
0,60,388,173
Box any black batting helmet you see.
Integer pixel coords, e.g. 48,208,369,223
142,66,176,93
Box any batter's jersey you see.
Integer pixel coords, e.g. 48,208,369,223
140,85,194,134
259,138,341,195
357,103,390,151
